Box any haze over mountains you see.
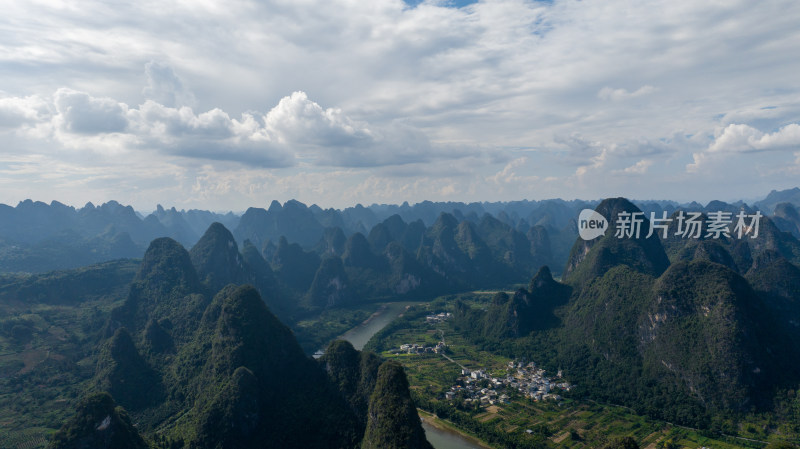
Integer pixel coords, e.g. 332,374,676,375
3,187,800,275
3,188,800,448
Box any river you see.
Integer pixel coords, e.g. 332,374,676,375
337,301,416,350
320,301,493,449
421,421,491,449
313,301,418,357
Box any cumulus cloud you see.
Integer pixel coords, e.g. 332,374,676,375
1,88,291,166
131,102,236,139
265,91,372,146
2,0,800,208
708,123,800,153
262,91,444,167
688,123,800,172
0,85,465,168
54,88,129,134
0,94,52,129
127,102,294,167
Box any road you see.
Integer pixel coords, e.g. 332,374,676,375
437,328,467,371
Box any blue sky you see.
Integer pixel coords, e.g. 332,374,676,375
1,0,799,211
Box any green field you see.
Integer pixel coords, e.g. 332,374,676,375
0,299,124,449
368,297,781,449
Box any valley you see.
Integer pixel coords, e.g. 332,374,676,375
365,294,788,449
4,1,800,446
1,193,800,448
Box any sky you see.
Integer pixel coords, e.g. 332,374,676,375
1,0,799,212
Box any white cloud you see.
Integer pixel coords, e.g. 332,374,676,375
0,94,52,129
718,101,800,127
54,88,129,134
143,61,196,108
554,133,679,174
688,123,800,172
2,0,800,208
597,85,657,101
264,91,370,146
260,91,479,167
1,85,473,169
713,123,800,153
487,157,539,186
132,102,236,139
619,159,653,175
574,148,608,179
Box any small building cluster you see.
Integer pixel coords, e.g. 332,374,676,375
444,361,571,408
425,312,452,324
392,341,448,354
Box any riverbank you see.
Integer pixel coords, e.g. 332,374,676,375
419,409,495,449
312,300,498,448
337,303,390,343
314,301,421,356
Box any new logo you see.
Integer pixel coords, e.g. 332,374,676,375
578,209,608,240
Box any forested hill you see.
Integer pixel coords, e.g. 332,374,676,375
3,194,800,447
451,197,800,429
45,238,434,449
4,188,800,276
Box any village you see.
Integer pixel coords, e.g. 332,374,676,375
392,311,572,407
424,311,452,324
444,361,572,408
389,312,452,355
390,311,572,409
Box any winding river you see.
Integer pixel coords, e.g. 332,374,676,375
321,301,492,449
338,301,416,350
421,421,490,449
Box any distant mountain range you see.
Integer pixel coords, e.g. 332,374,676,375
3,188,800,275
3,191,800,447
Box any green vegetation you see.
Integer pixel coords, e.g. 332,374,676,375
602,437,639,449
307,256,352,308
47,392,149,449
563,198,670,286
4,234,438,449
0,262,133,449
93,328,162,411
362,361,434,449
292,303,380,353
427,198,800,435
319,339,382,427
369,296,800,448
189,222,250,292
0,259,138,305
4,199,800,449
0,231,142,274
